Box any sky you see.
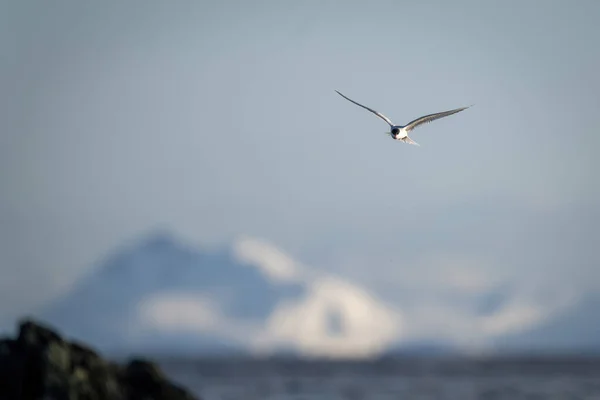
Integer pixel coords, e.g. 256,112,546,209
1,0,599,349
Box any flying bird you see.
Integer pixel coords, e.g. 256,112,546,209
335,90,471,146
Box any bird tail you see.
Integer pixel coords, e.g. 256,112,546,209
403,136,420,146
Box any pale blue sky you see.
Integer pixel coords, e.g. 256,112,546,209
1,0,599,341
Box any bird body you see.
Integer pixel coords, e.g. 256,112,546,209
335,90,471,146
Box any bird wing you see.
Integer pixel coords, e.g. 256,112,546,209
403,106,471,132
335,90,394,127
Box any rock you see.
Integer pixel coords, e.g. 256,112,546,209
0,318,200,400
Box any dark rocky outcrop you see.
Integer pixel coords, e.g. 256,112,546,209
0,318,200,400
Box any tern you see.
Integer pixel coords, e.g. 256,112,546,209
335,90,471,146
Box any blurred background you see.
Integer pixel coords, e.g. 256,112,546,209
2,0,599,398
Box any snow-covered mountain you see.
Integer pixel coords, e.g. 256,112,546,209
33,231,305,354
489,293,600,354
24,230,600,358
31,231,402,358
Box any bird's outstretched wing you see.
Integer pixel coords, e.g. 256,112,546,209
403,105,472,132
335,90,394,127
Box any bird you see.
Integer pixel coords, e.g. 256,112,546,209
335,90,471,146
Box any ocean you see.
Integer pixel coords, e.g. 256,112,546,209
158,356,600,399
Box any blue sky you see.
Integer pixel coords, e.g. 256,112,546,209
1,0,599,349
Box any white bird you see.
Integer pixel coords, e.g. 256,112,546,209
335,90,471,146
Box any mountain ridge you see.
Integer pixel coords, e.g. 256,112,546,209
13,230,600,358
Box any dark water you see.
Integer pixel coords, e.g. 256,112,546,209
158,357,600,399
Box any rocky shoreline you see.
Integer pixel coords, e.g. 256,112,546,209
0,318,200,400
